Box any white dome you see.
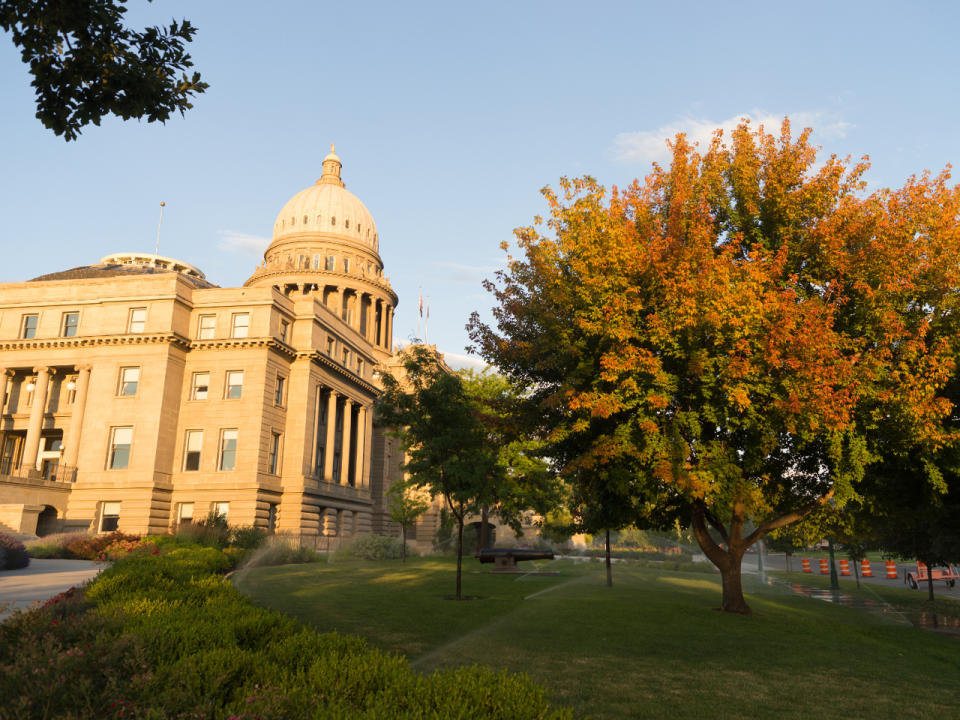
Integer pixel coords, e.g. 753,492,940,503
269,144,379,251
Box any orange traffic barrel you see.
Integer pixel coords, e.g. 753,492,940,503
819,558,830,574
885,560,897,579
861,559,873,577
801,557,812,573
839,559,851,576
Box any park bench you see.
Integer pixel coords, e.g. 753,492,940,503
477,548,555,570
904,562,958,590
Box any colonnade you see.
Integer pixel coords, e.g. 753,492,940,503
317,386,372,490
0,364,91,478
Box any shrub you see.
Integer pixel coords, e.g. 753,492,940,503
0,533,29,570
63,531,140,561
0,545,571,719
231,525,268,550
343,533,406,560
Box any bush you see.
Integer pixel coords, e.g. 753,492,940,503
25,532,88,559
342,533,406,560
62,531,141,561
231,525,268,550
176,512,231,548
0,533,29,570
0,545,571,719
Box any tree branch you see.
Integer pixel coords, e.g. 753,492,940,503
691,501,730,571
703,507,729,544
743,487,835,547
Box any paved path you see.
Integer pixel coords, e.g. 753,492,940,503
0,559,103,621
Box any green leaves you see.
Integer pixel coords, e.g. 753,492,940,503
1,0,208,140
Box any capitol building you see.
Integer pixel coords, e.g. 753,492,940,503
0,146,414,542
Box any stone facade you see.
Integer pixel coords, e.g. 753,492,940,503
0,147,401,544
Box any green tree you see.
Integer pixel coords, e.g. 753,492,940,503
376,345,499,600
470,119,960,613
386,479,430,563
2,0,207,140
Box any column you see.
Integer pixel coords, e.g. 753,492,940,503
386,306,394,352
376,300,384,347
0,368,11,411
340,398,353,485
23,366,52,473
354,404,367,490
63,365,92,470
323,390,338,483
362,405,374,490
327,286,342,316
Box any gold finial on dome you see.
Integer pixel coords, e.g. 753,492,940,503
318,142,344,188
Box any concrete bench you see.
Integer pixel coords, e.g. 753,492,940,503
476,548,554,570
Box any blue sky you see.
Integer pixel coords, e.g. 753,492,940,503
2,1,958,369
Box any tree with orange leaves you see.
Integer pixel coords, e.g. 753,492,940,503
469,119,960,613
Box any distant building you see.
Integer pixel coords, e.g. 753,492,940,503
0,146,405,542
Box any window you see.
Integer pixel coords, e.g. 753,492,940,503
231,313,249,338
219,429,237,471
127,308,146,333
331,216,336,226
342,348,350,365
279,319,289,343
342,258,350,273
178,502,194,526
269,431,281,474
197,314,216,339
100,501,120,532
225,371,243,399
61,312,79,337
108,427,133,470
357,358,364,376
184,430,203,471
275,375,285,406
345,219,349,229
325,255,335,271
21,314,38,339
326,337,335,357
302,215,308,225
117,367,139,396
192,372,209,400
212,501,229,520
312,254,321,269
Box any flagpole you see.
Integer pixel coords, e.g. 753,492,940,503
424,296,430,345
154,201,166,255
417,286,423,343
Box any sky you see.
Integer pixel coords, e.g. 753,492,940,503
2,1,959,370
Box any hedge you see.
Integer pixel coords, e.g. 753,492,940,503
0,545,572,719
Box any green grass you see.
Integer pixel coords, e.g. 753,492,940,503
236,558,960,720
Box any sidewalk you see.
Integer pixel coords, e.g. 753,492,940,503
0,559,103,621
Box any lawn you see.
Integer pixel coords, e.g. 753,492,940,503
235,557,960,719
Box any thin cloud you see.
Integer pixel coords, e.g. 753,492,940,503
432,260,501,285
441,351,488,371
612,110,853,166
217,230,271,257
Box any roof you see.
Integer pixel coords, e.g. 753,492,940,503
29,264,217,288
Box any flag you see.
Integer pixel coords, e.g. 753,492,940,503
419,293,423,317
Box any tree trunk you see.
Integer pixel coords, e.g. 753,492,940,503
786,551,791,574
605,528,613,587
927,567,935,603
852,556,860,588
456,517,464,601
719,561,751,614
401,526,407,563
691,502,751,613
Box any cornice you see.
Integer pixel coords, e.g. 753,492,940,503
300,350,380,396
189,336,298,359
245,267,398,302
0,333,192,352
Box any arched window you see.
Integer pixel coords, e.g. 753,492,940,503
331,216,336,226
345,219,350,229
